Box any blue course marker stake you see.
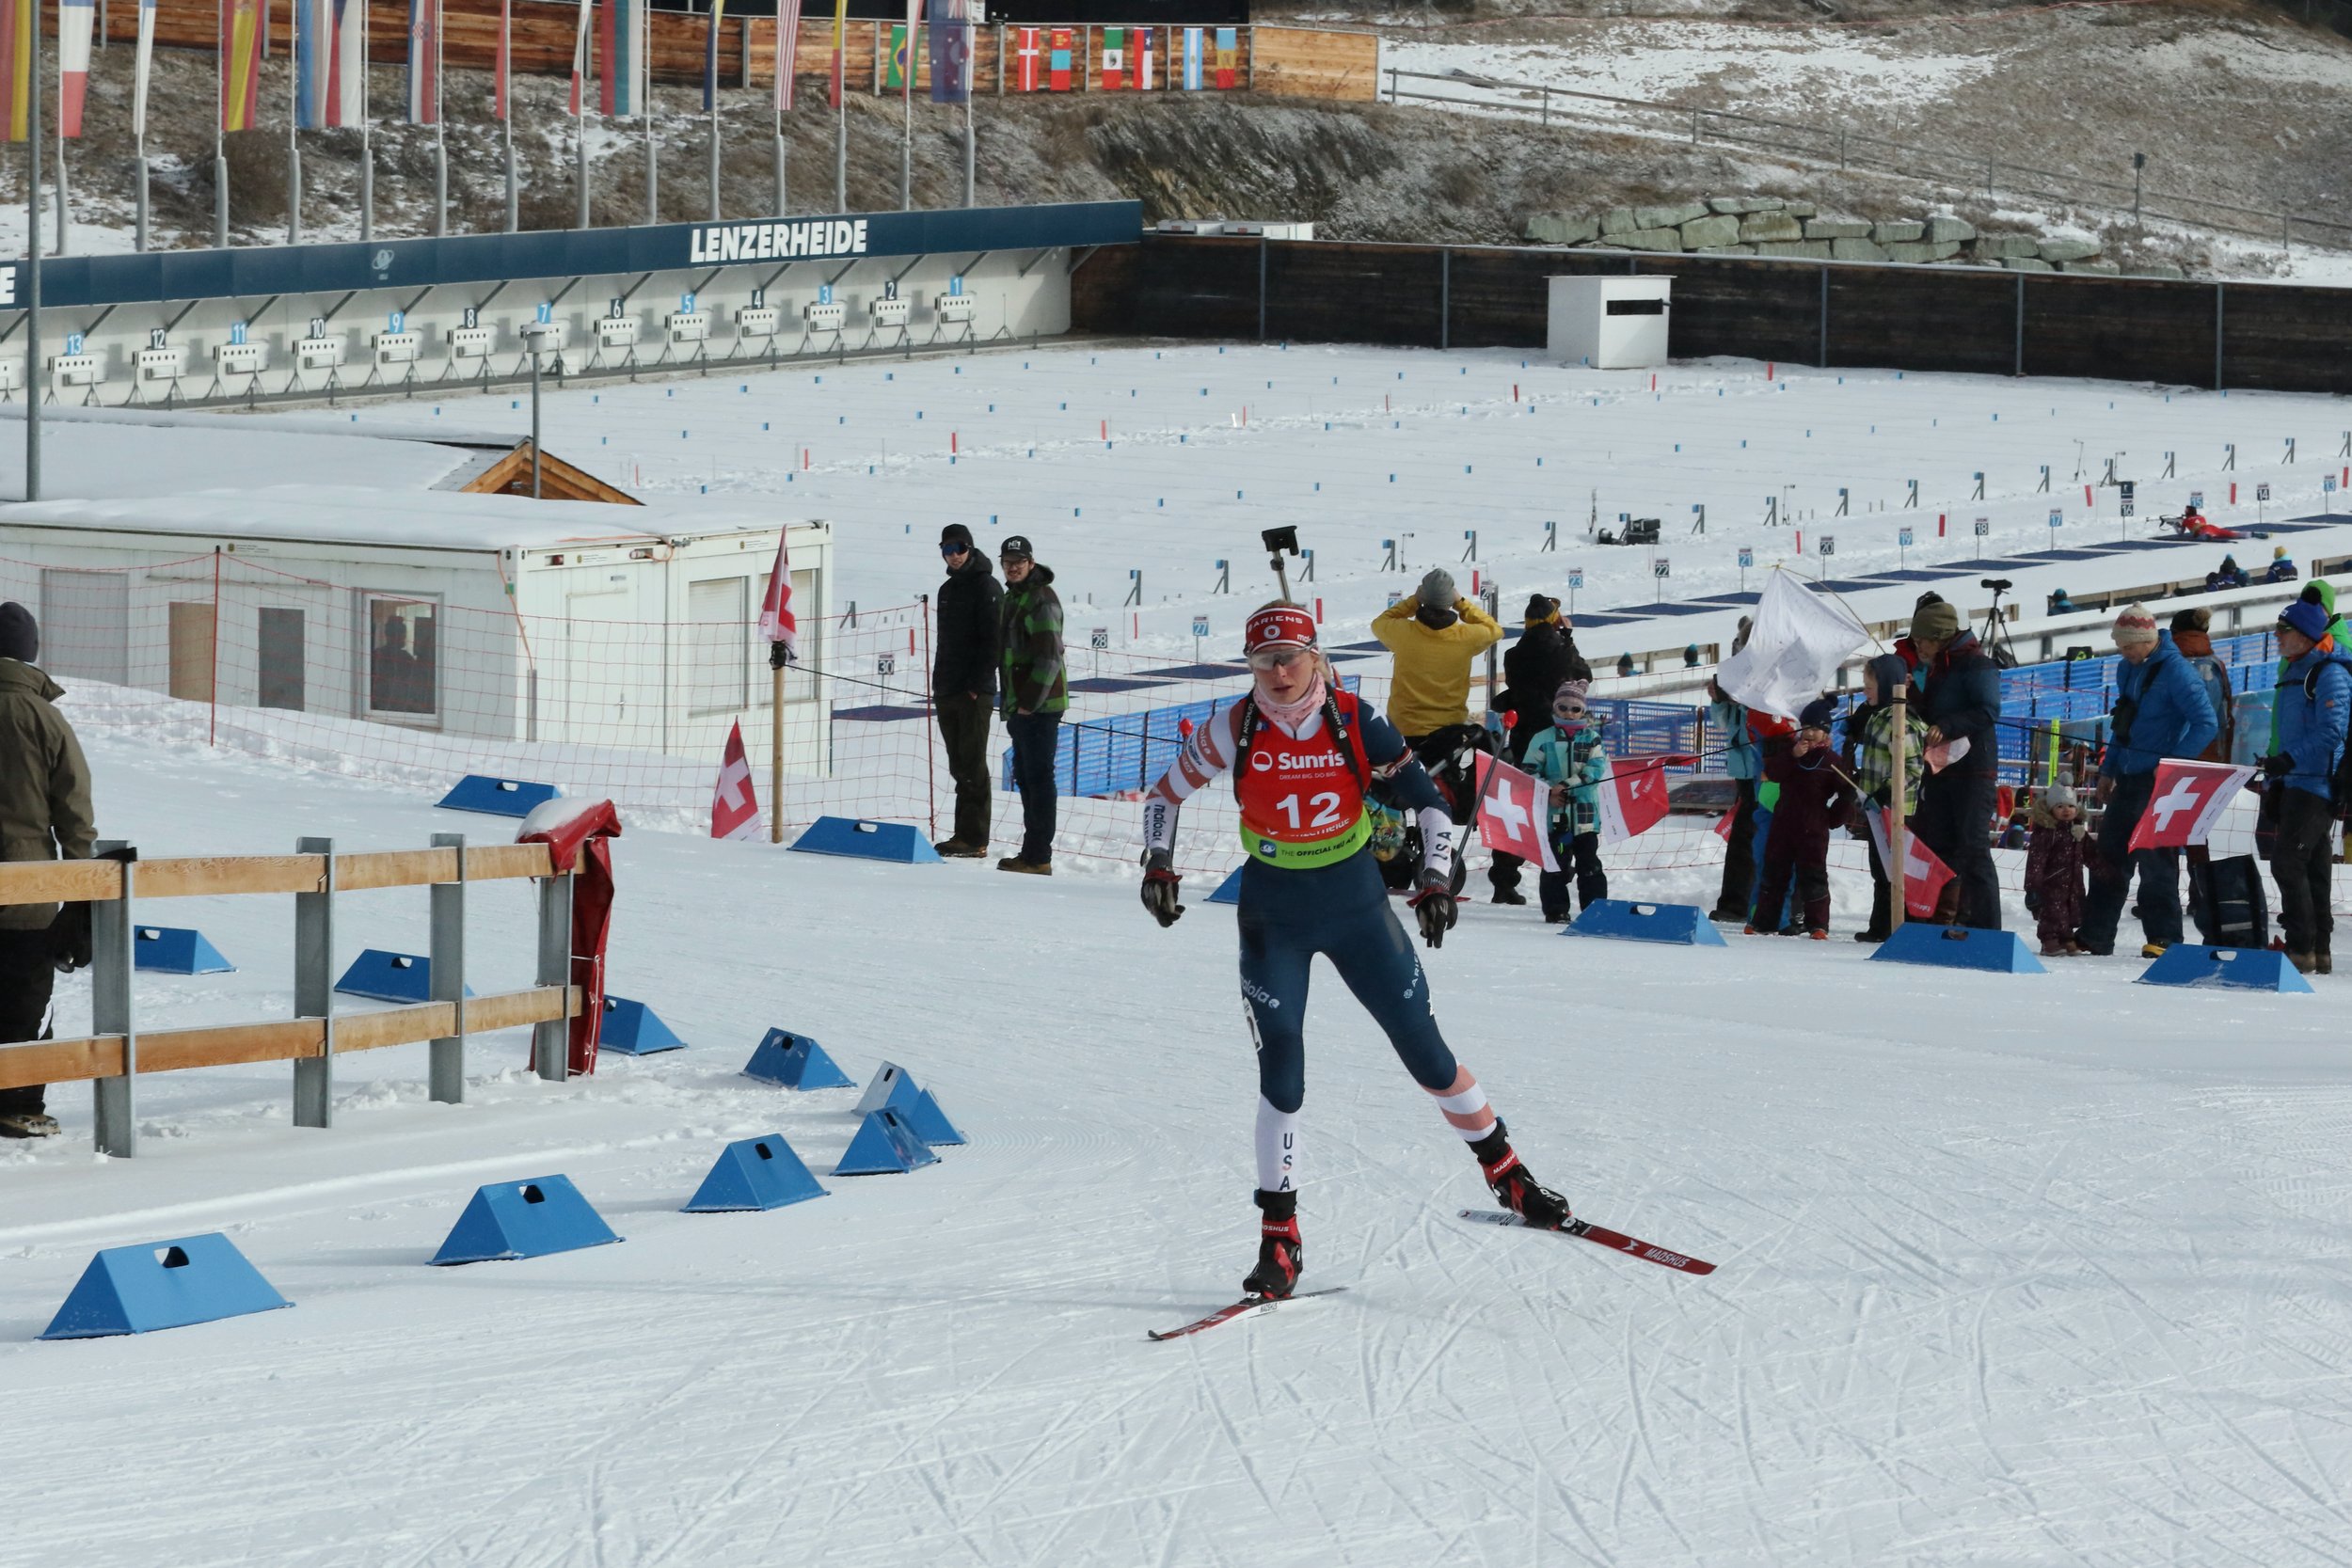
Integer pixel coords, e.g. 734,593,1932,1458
762,421,770,431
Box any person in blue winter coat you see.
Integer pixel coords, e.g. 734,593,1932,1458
2077,603,2220,957
1522,678,1610,921
2265,598,2350,972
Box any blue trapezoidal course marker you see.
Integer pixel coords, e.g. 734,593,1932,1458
1565,900,1725,947
834,1108,939,1176
682,1134,830,1212
787,816,943,863
1206,865,1245,906
430,1175,622,1264
436,775,561,817
1868,923,2046,974
132,926,234,974
742,1028,854,1088
598,995,686,1054
2137,943,2312,993
40,1233,292,1339
334,950,475,1005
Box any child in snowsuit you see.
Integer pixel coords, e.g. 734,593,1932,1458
1753,698,1851,939
1845,653,1929,943
1522,678,1610,922
2026,783,2090,956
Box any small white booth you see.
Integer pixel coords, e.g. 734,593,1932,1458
1547,276,1673,370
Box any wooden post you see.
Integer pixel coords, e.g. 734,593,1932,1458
770,655,787,843
1888,684,1909,933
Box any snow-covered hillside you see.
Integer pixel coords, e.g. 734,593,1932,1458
5,727,2351,1566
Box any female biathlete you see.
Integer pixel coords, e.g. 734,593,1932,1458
1138,602,1572,1300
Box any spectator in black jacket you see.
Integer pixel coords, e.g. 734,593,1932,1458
930,525,1002,857
1488,595,1581,904
1906,600,2005,929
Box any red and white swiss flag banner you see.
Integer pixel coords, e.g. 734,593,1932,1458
1864,803,1956,918
1472,753,1558,873
2127,759,2255,852
711,720,762,841
1597,758,1677,844
757,531,800,658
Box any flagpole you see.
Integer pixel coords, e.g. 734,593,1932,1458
642,0,656,224
287,3,300,245
358,0,371,240
1889,683,1910,934
433,0,447,236
707,8,721,222
502,0,516,231
772,28,785,216
53,34,66,256
961,18,973,208
834,38,844,212
898,16,911,211
213,4,228,247
26,0,43,502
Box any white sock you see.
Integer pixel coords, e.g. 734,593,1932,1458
1255,1097,1300,1192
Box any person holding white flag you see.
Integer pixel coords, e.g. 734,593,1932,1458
1714,571,1868,724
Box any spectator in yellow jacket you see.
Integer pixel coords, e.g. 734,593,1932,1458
1372,570,1506,742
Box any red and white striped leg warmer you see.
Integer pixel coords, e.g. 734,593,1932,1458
1425,1067,1497,1142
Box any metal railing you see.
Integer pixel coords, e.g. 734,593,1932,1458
1383,67,2352,255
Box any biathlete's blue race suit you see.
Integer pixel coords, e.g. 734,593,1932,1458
1139,664,1572,1298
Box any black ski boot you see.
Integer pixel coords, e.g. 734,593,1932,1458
1469,1122,1573,1230
1242,1189,1304,1300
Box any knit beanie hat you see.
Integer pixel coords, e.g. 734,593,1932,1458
1552,677,1591,712
1797,697,1837,730
0,602,34,663
1911,600,1961,644
2042,783,2077,812
2113,603,2158,649
940,522,975,551
1523,594,1559,624
1419,568,1457,607
2280,598,2329,643
2171,606,2211,634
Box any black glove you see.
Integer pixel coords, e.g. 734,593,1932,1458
2263,752,2292,778
1140,850,1184,928
1407,877,1458,949
48,898,91,974
768,641,791,671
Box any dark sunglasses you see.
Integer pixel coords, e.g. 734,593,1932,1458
940,543,968,558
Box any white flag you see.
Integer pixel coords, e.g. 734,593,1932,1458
1716,570,1870,721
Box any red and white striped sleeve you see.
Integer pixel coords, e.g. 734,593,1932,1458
1142,701,1246,857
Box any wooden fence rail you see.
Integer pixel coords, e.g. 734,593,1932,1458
0,836,576,1156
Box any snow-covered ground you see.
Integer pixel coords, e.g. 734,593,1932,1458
286,341,2352,662
7,724,2352,1566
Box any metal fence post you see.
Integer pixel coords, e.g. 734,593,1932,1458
88,840,135,1158
532,870,574,1082
2013,270,2026,377
1439,247,1451,351
292,836,336,1128
429,832,467,1104
2215,281,2226,391
1258,236,1268,341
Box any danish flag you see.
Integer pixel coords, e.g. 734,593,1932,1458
711,721,762,841
1472,754,1557,872
2127,760,2253,851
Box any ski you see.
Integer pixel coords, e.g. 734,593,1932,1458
1457,1210,1717,1275
1147,1286,1348,1341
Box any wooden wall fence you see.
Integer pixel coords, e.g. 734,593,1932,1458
1074,235,2352,396
60,0,1376,102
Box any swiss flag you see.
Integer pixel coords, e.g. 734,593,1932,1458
1711,805,1736,842
2127,759,2255,851
1864,803,1956,918
1472,753,1559,873
1597,758,1675,843
711,721,762,841
757,531,799,657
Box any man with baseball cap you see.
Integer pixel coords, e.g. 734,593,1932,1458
996,534,1067,874
931,524,1002,857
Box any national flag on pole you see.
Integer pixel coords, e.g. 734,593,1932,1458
1100,25,1124,89
601,0,645,116
0,0,27,142
1711,804,1736,841
928,0,968,103
1014,26,1040,91
569,0,593,114
406,0,440,125
221,0,266,130
1214,25,1237,89
2127,760,2255,852
296,0,366,129
1472,754,1560,875
58,0,93,137
774,0,802,111
1048,26,1073,90
703,0,726,111
711,721,762,841
1596,759,1674,844
1863,803,1957,918
1181,25,1202,90
131,0,160,142
828,0,847,107
884,23,908,88
758,531,799,658
1135,27,1154,90
493,0,511,120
